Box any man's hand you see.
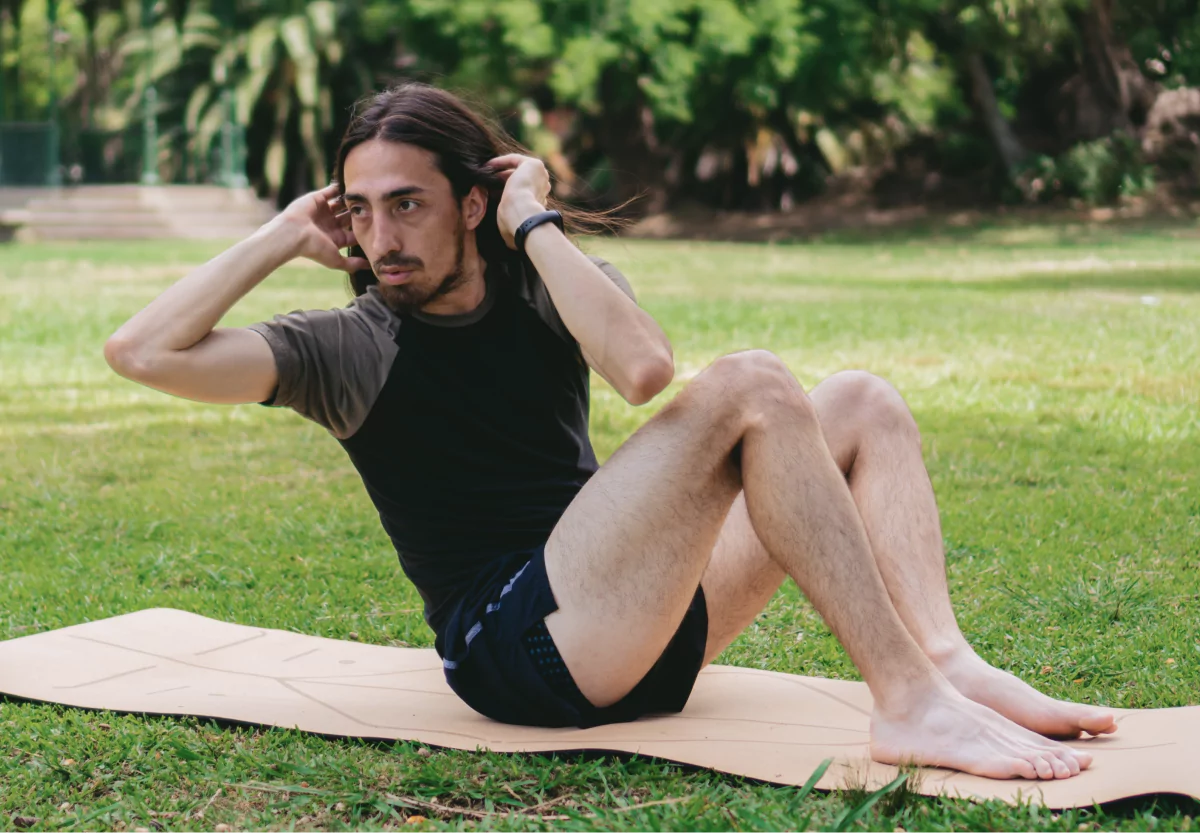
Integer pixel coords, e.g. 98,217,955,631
275,183,370,273
490,153,676,405
489,154,552,249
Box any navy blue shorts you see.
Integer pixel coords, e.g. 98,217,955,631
439,547,708,728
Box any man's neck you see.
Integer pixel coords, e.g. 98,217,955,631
419,252,489,316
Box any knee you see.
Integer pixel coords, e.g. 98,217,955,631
824,370,919,441
694,350,817,427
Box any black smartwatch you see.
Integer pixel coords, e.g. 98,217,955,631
514,209,564,255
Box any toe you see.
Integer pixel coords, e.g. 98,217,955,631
1048,755,1071,779
1011,757,1039,780
1059,749,1081,776
1081,711,1118,735
1030,754,1054,780
1072,748,1094,770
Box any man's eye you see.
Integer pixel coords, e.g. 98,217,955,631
349,205,365,216
398,200,418,212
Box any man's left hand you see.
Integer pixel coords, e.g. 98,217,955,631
489,154,552,249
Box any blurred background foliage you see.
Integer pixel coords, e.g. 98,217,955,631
5,0,1200,209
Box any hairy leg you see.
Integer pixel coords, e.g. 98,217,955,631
545,351,1089,780
820,372,1116,738
698,492,783,666
698,370,1116,738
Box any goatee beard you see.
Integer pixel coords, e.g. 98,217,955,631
378,233,467,315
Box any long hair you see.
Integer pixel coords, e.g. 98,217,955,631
334,83,617,297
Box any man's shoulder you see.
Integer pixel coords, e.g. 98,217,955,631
248,288,402,381
248,287,401,440
258,288,399,343
346,287,402,338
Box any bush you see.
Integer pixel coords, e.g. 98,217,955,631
1016,133,1156,206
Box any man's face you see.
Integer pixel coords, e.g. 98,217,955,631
342,139,483,314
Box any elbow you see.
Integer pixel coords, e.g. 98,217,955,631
104,335,155,382
624,351,675,406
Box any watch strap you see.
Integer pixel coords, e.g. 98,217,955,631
514,209,564,255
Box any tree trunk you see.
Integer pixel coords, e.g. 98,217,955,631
768,106,829,199
963,51,1027,176
1078,0,1128,129
1061,0,1157,141
592,68,670,215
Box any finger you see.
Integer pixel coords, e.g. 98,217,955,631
332,228,358,248
486,154,530,170
318,182,341,198
341,255,371,274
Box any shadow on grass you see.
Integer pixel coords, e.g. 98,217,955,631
923,268,1200,294
805,214,1200,249
808,266,1200,295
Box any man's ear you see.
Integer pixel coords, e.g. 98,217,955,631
462,184,488,231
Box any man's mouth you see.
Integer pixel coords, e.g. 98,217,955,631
377,267,416,285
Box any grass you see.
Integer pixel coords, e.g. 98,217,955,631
2,222,1200,830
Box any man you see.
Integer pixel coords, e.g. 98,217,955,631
106,83,1116,780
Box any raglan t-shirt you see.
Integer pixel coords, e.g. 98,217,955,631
248,256,633,648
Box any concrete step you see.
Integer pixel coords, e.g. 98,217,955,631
0,187,50,211
40,184,254,199
31,193,274,211
12,184,278,241
22,224,256,240
27,198,273,213
27,210,272,226
28,190,273,211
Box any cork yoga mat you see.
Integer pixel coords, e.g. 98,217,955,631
0,608,1188,808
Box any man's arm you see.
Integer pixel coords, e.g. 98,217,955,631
104,184,368,404
490,155,674,406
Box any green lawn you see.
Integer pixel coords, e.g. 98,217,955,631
2,223,1200,831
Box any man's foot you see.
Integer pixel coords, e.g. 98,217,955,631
936,648,1118,739
871,682,1093,780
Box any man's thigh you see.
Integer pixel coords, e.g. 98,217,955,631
542,385,744,708
698,493,785,666
543,365,871,708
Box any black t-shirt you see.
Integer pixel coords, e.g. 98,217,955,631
249,257,634,642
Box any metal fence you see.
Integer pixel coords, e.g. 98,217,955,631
2,117,247,187
0,123,55,186
63,128,146,185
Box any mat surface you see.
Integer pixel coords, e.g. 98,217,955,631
0,608,1189,808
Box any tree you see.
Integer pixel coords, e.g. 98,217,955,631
120,0,374,196
16,0,1193,207
381,0,818,211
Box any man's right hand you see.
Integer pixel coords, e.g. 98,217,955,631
275,183,371,274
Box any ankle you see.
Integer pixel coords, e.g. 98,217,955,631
869,661,956,718
924,638,975,670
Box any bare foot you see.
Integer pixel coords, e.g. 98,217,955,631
937,648,1118,739
871,682,1093,780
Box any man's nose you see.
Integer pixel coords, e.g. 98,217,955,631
371,219,402,259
